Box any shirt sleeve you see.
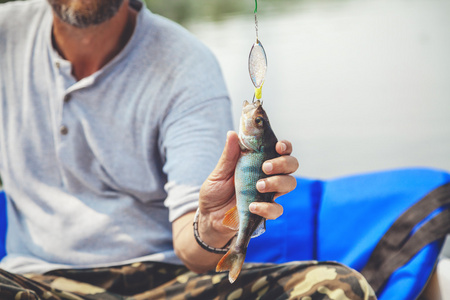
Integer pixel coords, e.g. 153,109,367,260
157,41,234,222
161,96,233,222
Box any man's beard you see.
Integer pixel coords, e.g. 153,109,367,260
47,0,125,28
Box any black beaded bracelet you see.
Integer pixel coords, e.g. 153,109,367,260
193,208,235,254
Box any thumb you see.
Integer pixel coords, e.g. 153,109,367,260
209,131,240,181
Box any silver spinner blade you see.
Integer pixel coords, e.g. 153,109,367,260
248,40,267,89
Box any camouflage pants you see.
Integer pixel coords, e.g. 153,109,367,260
0,261,377,300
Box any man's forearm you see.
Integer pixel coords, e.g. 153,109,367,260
172,210,236,274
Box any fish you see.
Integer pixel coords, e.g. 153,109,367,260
216,99,279,283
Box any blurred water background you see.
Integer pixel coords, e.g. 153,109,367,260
1,0,448,180
149,0,450,179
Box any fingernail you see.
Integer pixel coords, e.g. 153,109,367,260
280,142,287,153
249,203,258,213
226,131,232,140
256,180,266,191
263,162,273,174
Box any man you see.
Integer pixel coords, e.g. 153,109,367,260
0,0,376,298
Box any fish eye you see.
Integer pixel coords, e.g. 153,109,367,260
255,117,264,126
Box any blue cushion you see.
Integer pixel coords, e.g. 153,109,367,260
318,168,450,299
246,177,320,262
318,168,449,268
246,167,450,300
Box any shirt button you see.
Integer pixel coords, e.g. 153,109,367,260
64,94,71,103
55,62,60,69
60,125,69,135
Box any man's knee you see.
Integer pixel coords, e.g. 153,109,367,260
282,261,377,300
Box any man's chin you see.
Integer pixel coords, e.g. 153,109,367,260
47,0,125,28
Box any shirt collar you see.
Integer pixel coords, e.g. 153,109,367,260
45,0,145,92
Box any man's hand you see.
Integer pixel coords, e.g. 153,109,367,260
200,131,298,226
173,131,299,273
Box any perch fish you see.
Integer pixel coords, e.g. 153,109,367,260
216,100,279,283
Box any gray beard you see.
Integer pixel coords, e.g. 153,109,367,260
47,0,125,28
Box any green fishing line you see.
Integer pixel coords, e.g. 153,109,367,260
254,0,259,40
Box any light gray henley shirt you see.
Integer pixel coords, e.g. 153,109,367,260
0,0,233,274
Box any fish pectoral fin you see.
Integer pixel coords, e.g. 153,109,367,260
222,206,240,231
251,219,266,238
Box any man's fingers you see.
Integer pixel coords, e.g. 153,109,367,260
262,155,299,175
249,202,283,220
246,140,298,221
276,140,292,155
256,174,297,195
263,139,298,176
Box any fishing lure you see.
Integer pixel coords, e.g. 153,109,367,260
248,0,267,100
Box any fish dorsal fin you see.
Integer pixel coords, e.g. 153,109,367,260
252,219,266,238
222,206,240,231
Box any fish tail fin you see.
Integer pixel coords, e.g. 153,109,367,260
216,248,246,284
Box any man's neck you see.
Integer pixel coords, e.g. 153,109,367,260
52,0,137,81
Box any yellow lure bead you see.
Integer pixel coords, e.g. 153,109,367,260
255,86,263,99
